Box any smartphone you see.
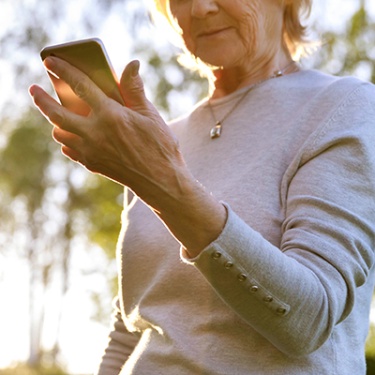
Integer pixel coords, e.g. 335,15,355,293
40,38,124,116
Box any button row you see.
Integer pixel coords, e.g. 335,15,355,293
211,251,290,317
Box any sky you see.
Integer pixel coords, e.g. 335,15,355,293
1,0,375,374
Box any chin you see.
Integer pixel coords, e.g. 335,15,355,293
195,43,247,69
198,53,238,70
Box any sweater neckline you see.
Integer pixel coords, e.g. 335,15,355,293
205,69,305,108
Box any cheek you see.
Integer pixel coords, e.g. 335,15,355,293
237,1,261,56
168,6,196,53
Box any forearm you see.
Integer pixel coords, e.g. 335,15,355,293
148,168,227,257
183,204,346,357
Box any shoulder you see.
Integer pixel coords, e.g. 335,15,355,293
278,70,375,129
296,72,375,162
294,69,375,102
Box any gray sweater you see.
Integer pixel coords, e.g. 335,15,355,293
97,70,375,374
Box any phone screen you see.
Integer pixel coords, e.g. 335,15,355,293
40,38,123,116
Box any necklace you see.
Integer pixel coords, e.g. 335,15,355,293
208,61,298,139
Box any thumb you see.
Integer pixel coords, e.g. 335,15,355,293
120,60,148,110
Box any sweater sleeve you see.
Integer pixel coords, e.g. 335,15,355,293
95,297,140,375
181,82,375,357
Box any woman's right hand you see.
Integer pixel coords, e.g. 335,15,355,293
29,57,227,256
30,58,185,203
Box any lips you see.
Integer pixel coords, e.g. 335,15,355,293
197,27,232,38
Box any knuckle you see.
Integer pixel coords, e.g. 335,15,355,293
73,80,92,101
84,154,101,173
131,82,144,96
48,107,65,126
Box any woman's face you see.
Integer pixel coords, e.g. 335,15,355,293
168,0,286,69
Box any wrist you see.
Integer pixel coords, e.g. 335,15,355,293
155,173,227,257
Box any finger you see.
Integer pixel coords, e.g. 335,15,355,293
29,84,88,136
120,60,150,111
51,128,83,162
61,145,82,163
43,56,106,112
29,84,65,125
52,126,83,149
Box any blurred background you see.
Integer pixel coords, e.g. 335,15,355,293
0,0,375,374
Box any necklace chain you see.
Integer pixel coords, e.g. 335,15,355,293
208,61,298,139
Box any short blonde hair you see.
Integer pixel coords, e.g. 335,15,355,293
282,0,313,59
150,0,312,74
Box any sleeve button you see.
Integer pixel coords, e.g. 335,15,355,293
263,296,274,303
224,262,234,269
276,308,287,316
237,274,247,282
249,285,259,293
211,252,222,260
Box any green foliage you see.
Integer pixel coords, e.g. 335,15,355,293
349,6,367,40
316,2,375,82
0,0,127,368
81,175,124,258
367,327,375,373
0,110,53,208
367,325,375,357
0,364,68,375
367,358,375,375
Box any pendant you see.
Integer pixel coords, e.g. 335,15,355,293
210,122,222,139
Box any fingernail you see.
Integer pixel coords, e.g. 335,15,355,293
29,85,35,97
131,60,140,77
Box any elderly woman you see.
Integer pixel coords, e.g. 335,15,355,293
30,0,375,374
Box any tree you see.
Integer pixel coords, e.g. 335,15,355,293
0,0,128,369
312,0,375,83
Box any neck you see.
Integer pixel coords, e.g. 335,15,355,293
210,52,297,99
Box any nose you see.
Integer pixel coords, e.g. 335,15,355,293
191,0,219,18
